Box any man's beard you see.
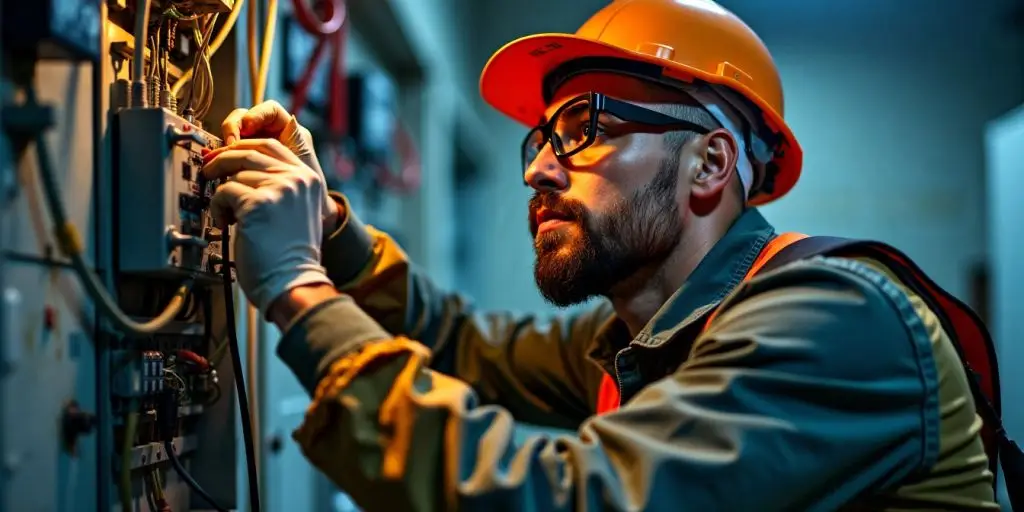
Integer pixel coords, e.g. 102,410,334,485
529,158,682,307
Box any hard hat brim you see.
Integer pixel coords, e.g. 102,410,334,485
479,33,801,206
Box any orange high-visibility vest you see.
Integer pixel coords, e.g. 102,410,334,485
595,232,808,414
593,233,1020,503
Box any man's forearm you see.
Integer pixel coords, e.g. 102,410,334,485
268,283,341,332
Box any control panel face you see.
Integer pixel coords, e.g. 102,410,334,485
116,108,227,278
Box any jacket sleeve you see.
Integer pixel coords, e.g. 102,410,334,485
316,192,612,428
277,255,942,511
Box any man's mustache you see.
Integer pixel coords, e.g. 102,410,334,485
528,193,586,235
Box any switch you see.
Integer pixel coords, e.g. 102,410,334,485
166,125,209,148
182,161,192,181
61,401,96,456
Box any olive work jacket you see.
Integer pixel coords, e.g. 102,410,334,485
275,192,1000,511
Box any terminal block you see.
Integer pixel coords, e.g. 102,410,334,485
113,350,165,398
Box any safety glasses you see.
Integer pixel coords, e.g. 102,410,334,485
521,91,713,172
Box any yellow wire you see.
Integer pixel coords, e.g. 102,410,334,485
147,469,164,503
243,0,279,492
120,408,140,512
254,0,278,104
247,0,259,102
170,0,246,96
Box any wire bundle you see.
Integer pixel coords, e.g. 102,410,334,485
180,14,218,119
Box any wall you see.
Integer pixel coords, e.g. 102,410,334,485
986,104,1024,509
466,0,1024,313
382,0,491,293
760,39,1022,300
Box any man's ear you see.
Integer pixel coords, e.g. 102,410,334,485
691,129,739,200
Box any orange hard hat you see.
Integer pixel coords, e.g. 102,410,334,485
480,0,802,205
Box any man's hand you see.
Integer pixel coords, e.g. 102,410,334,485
221,100,339,233
202,138,335,315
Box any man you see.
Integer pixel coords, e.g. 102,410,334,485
202,0,1014,509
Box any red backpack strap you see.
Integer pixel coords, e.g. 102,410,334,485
757,236,1021,509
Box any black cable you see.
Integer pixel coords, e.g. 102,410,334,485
222,225,262,512
164,440,229,512
154,389,227,511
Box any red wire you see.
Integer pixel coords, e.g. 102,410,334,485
289,0,347,135
176,350,212,372
289,0,355,181
288,0,420,193
288,35,329,115
291,0,345,36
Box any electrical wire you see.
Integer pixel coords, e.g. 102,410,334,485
184,15,218,118
145,479,159,512
120,405,140,512
247,0,259,102
132,0,153,106
132,0,152,81
222,226,262,512
185,24,208,114
26,88,194,335
253,0,279,104
288,0,353,180
155,386,229,511
164,440,230,512
291,0,345,35
149,35,159,77
149,468,172,512
244,0,283,495
170,0,246,96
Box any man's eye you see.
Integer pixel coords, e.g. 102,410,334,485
581,123,603,138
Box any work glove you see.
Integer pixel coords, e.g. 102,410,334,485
202,138,333,315
220,101,336,232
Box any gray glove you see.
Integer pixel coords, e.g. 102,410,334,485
202,138,333,314
221,101,334,228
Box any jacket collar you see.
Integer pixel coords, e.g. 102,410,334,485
588,208,776,363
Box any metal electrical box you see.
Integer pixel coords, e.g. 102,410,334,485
115,108,225,278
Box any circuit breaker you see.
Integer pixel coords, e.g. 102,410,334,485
115,108,225,278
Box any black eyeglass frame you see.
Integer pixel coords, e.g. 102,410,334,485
520,91,714,173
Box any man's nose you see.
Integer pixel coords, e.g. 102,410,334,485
524,146,569,192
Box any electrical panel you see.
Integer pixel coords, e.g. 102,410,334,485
115,108,226,279
1,0,254,509
0,0,426,508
